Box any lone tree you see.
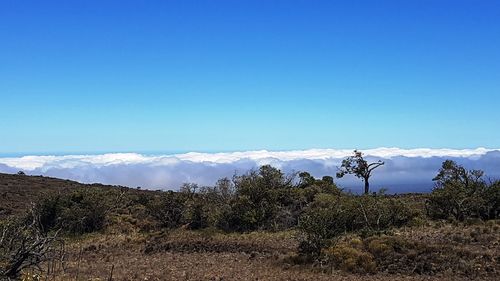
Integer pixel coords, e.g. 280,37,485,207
336,150,384,194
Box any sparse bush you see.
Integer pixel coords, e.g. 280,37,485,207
314,233,492,276
322,244,376,274
364,236,410,258
362,234,485,275
1,210,60,279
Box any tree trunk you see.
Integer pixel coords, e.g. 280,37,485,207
364,178,370,194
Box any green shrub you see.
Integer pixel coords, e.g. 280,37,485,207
183,195,209,230
196,183,233,229
218,195,270,231
34,189,107,235
426,160,499,221
36,193,64,232
61,191,107,234
217,165,300,231
298,194,420,256
166,166,343,232
146,191,186,228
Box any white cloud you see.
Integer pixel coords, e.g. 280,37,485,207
1,148,499,193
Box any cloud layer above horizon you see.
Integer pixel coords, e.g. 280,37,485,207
1,148,500,193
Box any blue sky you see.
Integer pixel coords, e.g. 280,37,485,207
1,0,499,154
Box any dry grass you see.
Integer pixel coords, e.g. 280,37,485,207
22,222,496,281
35,229,497,281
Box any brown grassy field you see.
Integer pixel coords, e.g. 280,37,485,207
1,173,499,281
34,230,496,281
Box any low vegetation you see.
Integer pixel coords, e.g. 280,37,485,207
297,193,421,257
0,159,499,280
426,160,499,221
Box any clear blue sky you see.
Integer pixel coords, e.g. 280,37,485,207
1,0,499,154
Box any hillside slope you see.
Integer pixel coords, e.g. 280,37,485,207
0,173,124,219
0,172,498,281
